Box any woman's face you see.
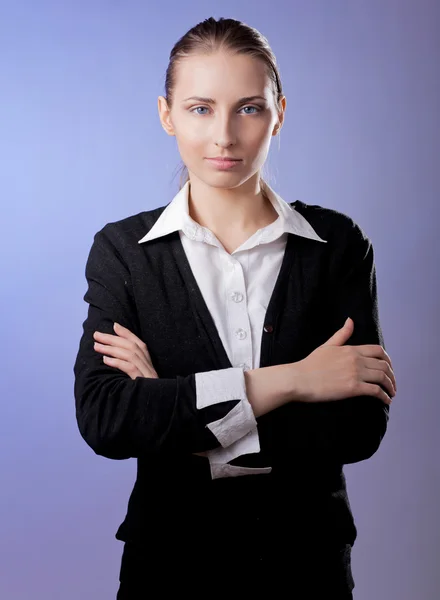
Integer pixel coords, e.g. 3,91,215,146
159,50,284,189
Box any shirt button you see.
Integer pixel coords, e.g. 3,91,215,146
263,324,274,333
225,260,235,271
230,291,244,303
235,328,247,340
238,363,249,371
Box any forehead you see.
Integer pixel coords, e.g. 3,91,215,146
173,51,272,99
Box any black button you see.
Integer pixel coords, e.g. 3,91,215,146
263,324,274,333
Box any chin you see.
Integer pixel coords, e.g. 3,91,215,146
193,170,252,190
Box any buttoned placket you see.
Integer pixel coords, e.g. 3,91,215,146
222,254,253,372
186,222,255,372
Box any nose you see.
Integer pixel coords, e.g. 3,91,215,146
213,114,236,148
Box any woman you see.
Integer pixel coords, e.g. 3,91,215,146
74,17,397,599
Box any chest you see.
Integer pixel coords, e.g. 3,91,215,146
129,231,332,378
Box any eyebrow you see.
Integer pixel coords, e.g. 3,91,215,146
182,95,267,104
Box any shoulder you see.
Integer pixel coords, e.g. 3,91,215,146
92,204,167,252
291,199,372,253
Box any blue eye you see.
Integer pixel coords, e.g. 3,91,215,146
191,106,209,115
240,106,259,114
190,105,262,115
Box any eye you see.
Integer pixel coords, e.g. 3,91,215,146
190,106,210,115
239,106,261,114
190,105,263,115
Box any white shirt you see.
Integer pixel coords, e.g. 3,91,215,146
138,180,327,479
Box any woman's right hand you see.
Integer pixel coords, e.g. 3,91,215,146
294,317,397,406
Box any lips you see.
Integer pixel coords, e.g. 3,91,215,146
206,157,242,170
208,157,241,161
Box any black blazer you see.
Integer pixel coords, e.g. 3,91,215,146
73,198,389,572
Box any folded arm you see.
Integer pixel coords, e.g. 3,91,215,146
265,220,390,465
73,227,257,460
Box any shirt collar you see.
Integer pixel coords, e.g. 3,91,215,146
138,180,327,245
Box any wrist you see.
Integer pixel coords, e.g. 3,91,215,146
244,362,306,418
275,361,307,405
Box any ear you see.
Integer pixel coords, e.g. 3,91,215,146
158,96,175,136
272,95,286,136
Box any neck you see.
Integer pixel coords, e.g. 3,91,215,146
187,172,278,236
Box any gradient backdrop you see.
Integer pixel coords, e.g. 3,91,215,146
1,1,439,598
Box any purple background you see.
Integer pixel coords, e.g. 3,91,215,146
1,1,438,598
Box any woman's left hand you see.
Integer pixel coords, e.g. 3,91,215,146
93,322,158,380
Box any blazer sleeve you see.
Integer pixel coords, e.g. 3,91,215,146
268,220,390,465
73,227,257,460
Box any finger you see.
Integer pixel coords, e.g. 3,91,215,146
322,318,353,347
95,326,154,362
357,381,392,405
95,343,158,379
362,366,396,398
353,344,393,371
94,342,146,372
104,356,158,379
93,331,132,350
363,357,397,393
113,323,153,359
94,331,152,364
102,356,142,380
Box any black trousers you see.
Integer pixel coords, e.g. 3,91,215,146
116,540,355,599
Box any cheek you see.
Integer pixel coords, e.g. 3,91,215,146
249,126,273,157
254,127,273,146
174,122,207,160
245,115,274,145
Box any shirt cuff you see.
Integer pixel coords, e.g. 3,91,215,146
210,463,272,479
195,367,257,448
200,426,273,480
